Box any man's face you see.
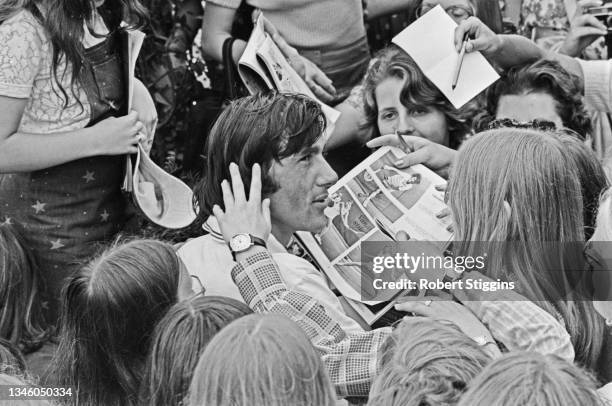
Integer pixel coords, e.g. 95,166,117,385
267,136,339,243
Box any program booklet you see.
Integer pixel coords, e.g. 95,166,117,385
295,146,453,326
238,14,340,132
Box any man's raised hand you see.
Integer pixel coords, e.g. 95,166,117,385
212,163,272,244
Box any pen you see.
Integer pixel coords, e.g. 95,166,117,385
452,34,468,90
395,130,412,153
374,218,397,242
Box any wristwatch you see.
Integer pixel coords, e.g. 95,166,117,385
228,233,267,261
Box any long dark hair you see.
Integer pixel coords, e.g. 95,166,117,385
4,0,148,106
0,223,50,355
50,239,180,406
139,296,252,406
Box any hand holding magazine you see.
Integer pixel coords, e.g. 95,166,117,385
120,28,197,229
238,14,340,133
295,146,453,325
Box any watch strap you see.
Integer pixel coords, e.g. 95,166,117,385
230,234,267,261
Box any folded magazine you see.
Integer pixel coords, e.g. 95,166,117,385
295,146,453,326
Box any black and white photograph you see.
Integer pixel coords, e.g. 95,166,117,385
1,0,612,404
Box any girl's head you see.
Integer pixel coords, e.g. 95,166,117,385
368,317,490,406
140,296,252,406
449,128,584,245
51,239,186,406
448,128,604,370
457,352,605,406
363,45,473,149
188,314,337,406
0,223,50,354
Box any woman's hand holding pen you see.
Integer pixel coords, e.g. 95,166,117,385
366,134,457,179
453,17,502,55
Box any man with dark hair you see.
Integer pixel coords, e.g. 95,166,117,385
178,92,364,333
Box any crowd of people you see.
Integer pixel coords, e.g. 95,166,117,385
2,0,612,405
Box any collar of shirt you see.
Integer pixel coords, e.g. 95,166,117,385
203,216,288,254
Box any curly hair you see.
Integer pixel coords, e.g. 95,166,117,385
475,59,592,138
362,45,477,149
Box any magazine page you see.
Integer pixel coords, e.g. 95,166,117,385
296,146,453,324
237,16,274,93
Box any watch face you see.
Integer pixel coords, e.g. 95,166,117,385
230,234,252,252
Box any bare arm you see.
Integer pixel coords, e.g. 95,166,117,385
0,96,144,173
200,3,246,64
454,16,583,78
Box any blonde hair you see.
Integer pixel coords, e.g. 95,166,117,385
457,352,605,406
448,128,603,370
367,318,490,406
188,314,337,406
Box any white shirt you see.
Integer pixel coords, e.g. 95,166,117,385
177,217,364,334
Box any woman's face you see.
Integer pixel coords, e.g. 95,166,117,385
419,0,475,24
495,92,564,128
375,76,450,146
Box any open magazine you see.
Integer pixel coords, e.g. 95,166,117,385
238,14,340,131
295,146,453,325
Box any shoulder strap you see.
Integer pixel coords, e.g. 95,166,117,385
222,37,239,100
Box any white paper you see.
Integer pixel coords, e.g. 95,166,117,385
392,5,499,109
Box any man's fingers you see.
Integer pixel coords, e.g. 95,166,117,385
212,204,224,219
262,198,271,226
249,163,262,206
221,179,234,209
229,162,246,203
